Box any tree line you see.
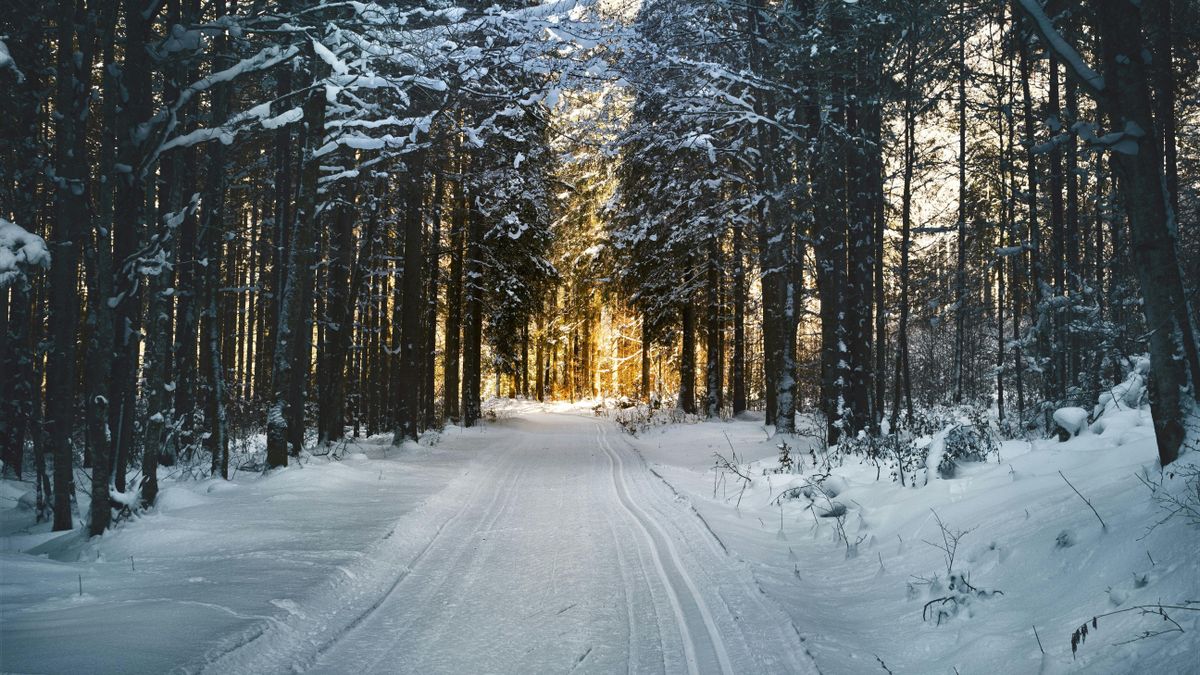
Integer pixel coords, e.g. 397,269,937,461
607,0,1197,466
0,0,1196,538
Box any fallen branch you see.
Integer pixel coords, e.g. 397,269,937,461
1070,602,1200,657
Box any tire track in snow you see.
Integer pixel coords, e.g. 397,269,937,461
336,450,529,673
196,447,517,675
359,449,535,672
596,422,735,675
595,436,648,673
613,430,822,674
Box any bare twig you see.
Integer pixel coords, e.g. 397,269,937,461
1033,624,1045,654
923,509,975,576
1059,470,1107,531
923,596,959,624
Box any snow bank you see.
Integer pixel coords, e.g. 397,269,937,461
0,431,477,674
0,218,50,287
631,393,1198,674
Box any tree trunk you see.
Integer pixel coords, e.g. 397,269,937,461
423,166,443,428
954,0,969,404
731,220,747,415
199,2,231,477
267,50,326,466
47,0,93,531
1092,0,1190,465
461,182,484,427
679,286,697,415
317,182,357,444
704,237,722,418
444,162,466,422
1146,0,1200,400
395,152,427,444
891,41,917,430
82,0,120,535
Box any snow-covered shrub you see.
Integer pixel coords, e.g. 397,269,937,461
936,409,1000,479
880,433,926,487
1093,356,1150,421
773,440,795,474
612,403,701,435
906,406,962,438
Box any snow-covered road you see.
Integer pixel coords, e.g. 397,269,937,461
212,413,818,674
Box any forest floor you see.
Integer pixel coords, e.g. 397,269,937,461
1,399,1197,674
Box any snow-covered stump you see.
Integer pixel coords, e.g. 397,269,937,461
1052,407,1089,441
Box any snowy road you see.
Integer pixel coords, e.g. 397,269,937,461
211,413,818,674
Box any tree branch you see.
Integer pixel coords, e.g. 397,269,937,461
1011,0,1105,98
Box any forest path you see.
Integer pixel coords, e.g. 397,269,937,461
236,412,817,674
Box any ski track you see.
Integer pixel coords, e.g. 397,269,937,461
207,413,819,674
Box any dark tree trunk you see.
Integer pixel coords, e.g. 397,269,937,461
679,286,697,415
1018,29,1046,415
423,167,443,428
0,5,49,482
540,305,549,398
267,52,326,466
83,0,121,534
1048,56,1067,402
200,2,232,477
954,1,969,404
891,39,917,430
395,153,427,444
1146,0,1200,399
640,314,651,400
47,0,94,531
444,164,465,422
141,0,189,504
461,184,484,427
843,36,878,440
731,221,746,415
317,184,356,444
1091,0,1190,464
704,237,722,418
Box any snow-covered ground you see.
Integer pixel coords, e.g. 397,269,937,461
627,408,1200,674
2,396,1196,674
1,431,479,673
1,411,816,674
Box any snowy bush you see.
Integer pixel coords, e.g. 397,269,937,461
936,409,1000,479
880,433,926,487
612,403,701,435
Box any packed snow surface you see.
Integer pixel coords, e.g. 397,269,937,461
1,413,816,674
